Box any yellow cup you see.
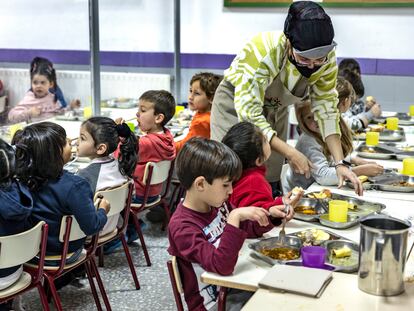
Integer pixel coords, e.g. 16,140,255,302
329,200,348,223
409,105,414,117
83,106,92,119
175,105,185,117
402,158,414,176
9,123,24,139
126,122,136,133
386,117,399,130
366,131,379,146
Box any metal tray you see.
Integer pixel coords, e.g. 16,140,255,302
289,228,344,246
370,174,414,193
373,113,414,125
319,214,360,229
248,236,302,265
322,239,359,273
356,144,395,160
293,198,325,222
329,193,385,216
353,129,404,142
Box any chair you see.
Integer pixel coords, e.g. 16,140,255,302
95,181,140,290
167,257,227,311
25,216,110,311
0,221,49,311
130,160,175,266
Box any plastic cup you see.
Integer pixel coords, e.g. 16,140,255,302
402,158,414,176
301,246,327,268
366,132,379,146
175,105,185,117
409,105,414,117
386,117,399,131
83,106,92,119
329,200,348,223
9,123,24,139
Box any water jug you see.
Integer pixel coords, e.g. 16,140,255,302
358,215,411,296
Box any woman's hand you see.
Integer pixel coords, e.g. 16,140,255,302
287,149,314,179
336,165,363,196
353,164,384,177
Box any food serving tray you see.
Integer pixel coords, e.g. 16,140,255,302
347,172,414,193
356,144,394,159
373,113,414,126
353,128,405,142
249,230,358,273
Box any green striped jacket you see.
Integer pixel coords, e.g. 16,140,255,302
224,31,340,142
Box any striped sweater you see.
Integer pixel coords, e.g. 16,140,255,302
224,31,340,142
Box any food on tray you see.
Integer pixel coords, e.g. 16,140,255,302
292,186,304,195
360,147,377,153
368,124,385,132
307,189,331,199
294,205,317,215
401,146,414,152
347,202,357,210
358,175,369,183
332,246,351,258
260,247,300,261
297,229,331,246
391,181,414,187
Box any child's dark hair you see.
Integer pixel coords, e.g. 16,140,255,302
339,68,364,98
12,122,67,191
82,117,138,177
139,90,176,126
338,58,361,76
30,57,58,102
222,122,266,170
176,137,242,190
190,72,223,100
0,139,16,187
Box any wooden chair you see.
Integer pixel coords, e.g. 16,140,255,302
25,216,111,311
130,160,175,266
95,181,140,290
167,256,227,311
0,221,49,311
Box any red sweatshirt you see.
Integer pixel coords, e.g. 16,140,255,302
230,165,283,236
168,201,263,311
134,128,176,197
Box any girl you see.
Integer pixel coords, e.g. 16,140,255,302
12,122,110,262
77,116,138,236
175,72,222,152
283,100,384,193
0,139,32,297
222,121,302,237
8,62,63,123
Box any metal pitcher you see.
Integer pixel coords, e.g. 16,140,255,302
358,215,411,296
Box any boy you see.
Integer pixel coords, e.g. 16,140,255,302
168,137,271,311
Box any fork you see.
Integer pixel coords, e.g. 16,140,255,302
278,198,290,245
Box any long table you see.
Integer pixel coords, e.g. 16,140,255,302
201,197,414,309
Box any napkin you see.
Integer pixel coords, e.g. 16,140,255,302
258,264,333,298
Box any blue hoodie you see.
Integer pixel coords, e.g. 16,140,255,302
0,181,33,277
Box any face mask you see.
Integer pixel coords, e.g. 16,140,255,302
289,56,322,78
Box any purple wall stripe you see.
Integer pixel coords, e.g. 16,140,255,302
0,49,413,77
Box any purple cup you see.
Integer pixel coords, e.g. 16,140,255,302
301,246,327,268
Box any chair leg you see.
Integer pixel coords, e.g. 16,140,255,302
120,234,141,290
85,261,103,311
43,274,63,311
167,261,184,311
218,287,227,311
161,202,171,231
131,212,152,266
98,246,104,267
89,259,112,311
36,283,51,311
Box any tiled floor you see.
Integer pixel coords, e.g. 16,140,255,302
22,221,177,311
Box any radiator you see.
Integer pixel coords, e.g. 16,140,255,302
0,68,171,108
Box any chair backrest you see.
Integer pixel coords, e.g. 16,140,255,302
280,163,290,195
142,160,172,185
59,216,86,243
94,182,132,218
167,257,184,311
0,221,46,269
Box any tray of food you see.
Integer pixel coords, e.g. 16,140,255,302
293,198,325,222
249,230,358,273
101,98,138,109
353,127,405,142
356,144,395,159
373,113,414,126
369,174,414,193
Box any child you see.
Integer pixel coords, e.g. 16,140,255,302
222,122,302,237
175,72,223,152
12,122,110,262
282,100,384,193
77,116,138,236
8,61,63,123
168,137,271,311
0,139,32,294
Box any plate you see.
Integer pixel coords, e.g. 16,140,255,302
319,214,359,229
322,240,359,273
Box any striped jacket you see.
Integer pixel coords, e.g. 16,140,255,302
224,31,340,141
